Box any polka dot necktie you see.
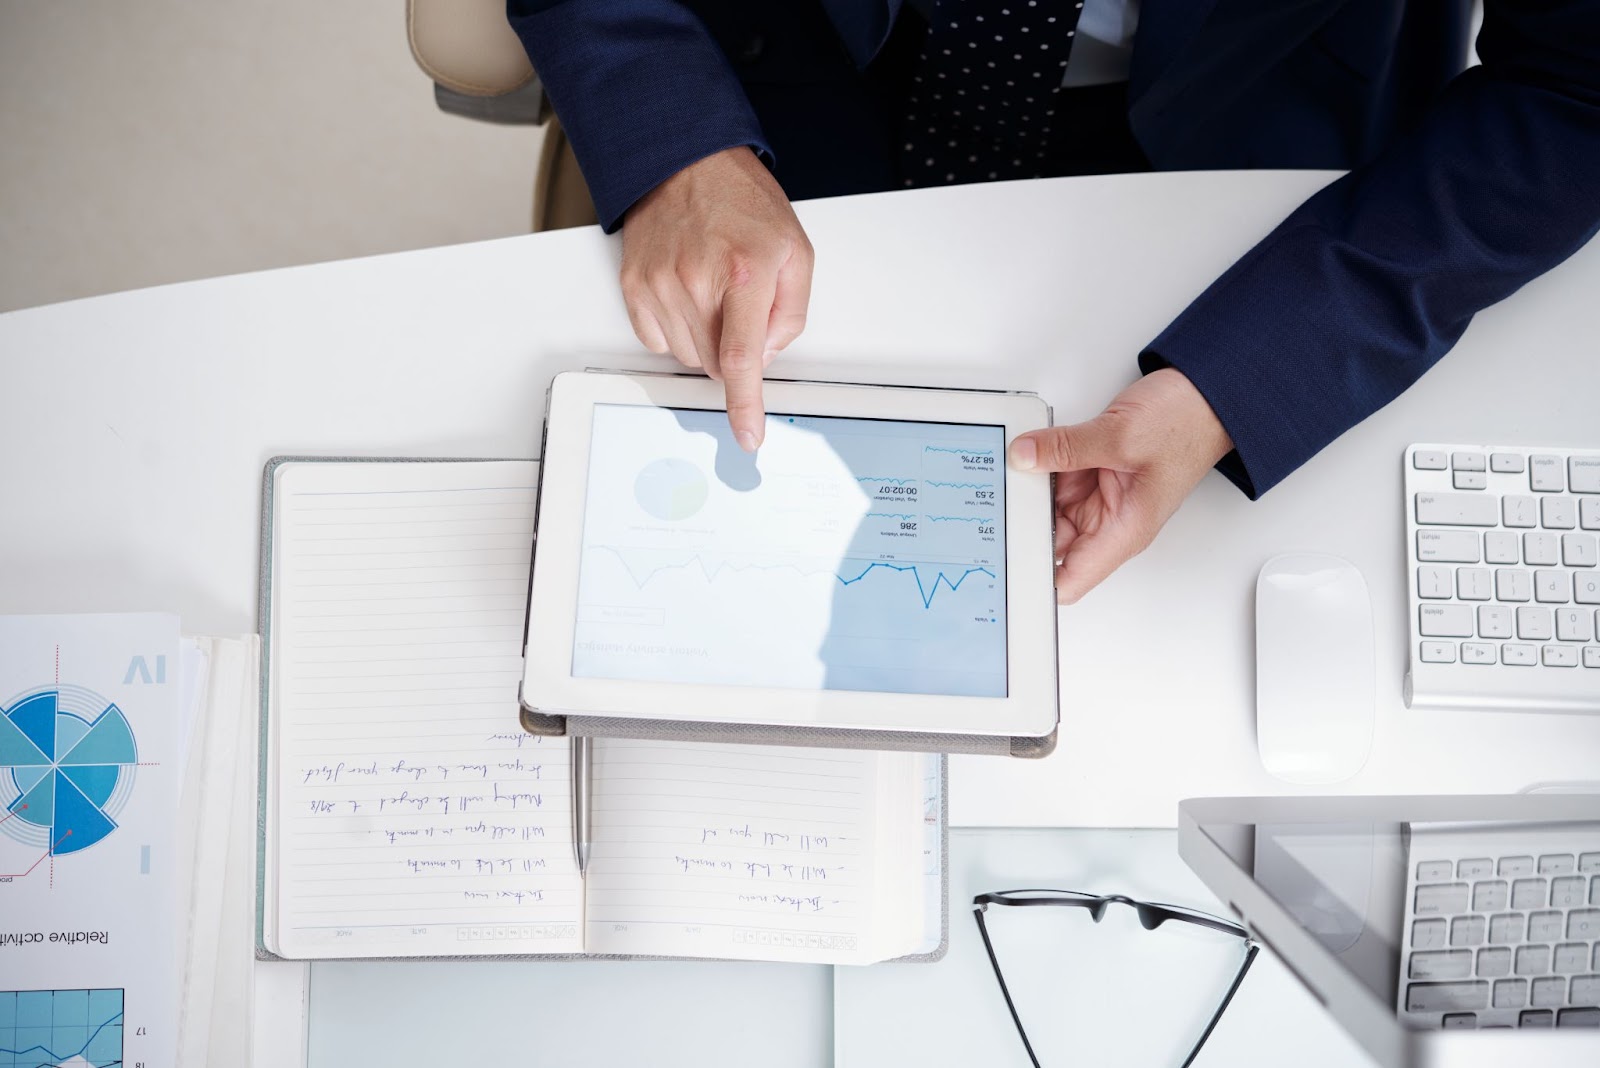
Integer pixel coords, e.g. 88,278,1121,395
900,0,1087,187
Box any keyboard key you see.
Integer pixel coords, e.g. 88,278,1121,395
1454,470,1487,490
1411,949,1473,980
1564,533,1598,567
1459,858,1494,879
1421,605,1475,638
1532,455,1565,492
1497,569,1532,602
1420,641,1457,664
1413,449,1449,470
1418,566,1453,599
1418,492,1499,527
1417,530,1480,563
1584,498,1600,530
1491,452,1526,474
1501,857,1536,878
1572,456,1600,493
1485,531,1520,564
1544,645,1579,667
1578,575,1600,604
1516,945,1552,975
1593,876,1600,904
1479,945,1514,975
1408,981,1488,1013
1413,917,1448,948
1416,883,1470,916
1566,910,1600,939
1503,643,1539,666
1457,568,1492,600
1504,495,1538,528
1539,854,1576,875
1554,944,1589,974
1417,859,1454,881
1534,570,1571,603
1478,605,1514,638
1442,1012,1477,1028
1573,975,1600,1003
1556,608,1594,642
1543,497,1577,529
1461,642,1497,664
1525,533,1561,566
1557,1008,1600,1027
1513,878,1549,909
1495,978,1529,1008
1582,853,1600,874
1517,606,1554,640
1532,976,1567,1007
1531,911,1565,941
1453,452,1486,472
1451,916,1487,946
1474,881,1510,911
1587,647,1600,668
1553,876,1587,906
1521,1009,1555,1027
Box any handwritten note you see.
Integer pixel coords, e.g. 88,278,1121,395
582,740,891,963
267,461,583,959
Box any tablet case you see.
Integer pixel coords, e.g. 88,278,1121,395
257,455,951,963
518,370,1058,759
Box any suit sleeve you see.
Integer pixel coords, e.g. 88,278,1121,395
1140,0,1600,499
506,0,772,232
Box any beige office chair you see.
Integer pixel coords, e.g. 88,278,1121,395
406,0,598,231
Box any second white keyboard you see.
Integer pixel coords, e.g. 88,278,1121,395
1405,443,1600,713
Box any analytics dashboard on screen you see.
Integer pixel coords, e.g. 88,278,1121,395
571,404,1008,698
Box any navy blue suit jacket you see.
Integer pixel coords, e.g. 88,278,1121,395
508,0,1600,498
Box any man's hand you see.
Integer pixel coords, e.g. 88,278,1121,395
620,147,814,452
1008,368,1234,605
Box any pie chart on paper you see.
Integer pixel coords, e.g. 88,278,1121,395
0,687,138,856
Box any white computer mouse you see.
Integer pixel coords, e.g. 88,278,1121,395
1255,553,1376,785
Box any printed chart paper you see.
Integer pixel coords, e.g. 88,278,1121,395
0,614,182,1068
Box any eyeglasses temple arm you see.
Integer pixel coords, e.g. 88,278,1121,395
974,909,1044,1068
1178,941,1260,1068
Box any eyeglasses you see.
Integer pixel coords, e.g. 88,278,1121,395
973,890,1259,1068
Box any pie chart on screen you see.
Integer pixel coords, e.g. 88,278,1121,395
634,457,709,521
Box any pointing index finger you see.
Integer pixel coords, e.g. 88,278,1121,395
719,275,776,452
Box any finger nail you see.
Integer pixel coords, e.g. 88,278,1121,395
737,430,759,453
1008,437,1037,471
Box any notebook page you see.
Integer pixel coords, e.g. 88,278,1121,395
268,460,583,959
582,740,900,963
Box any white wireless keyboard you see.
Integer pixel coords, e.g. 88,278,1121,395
1405,443,1600,713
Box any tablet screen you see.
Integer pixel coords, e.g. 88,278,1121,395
571,404,1008,698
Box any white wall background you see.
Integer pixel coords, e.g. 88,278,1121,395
0,2,543,313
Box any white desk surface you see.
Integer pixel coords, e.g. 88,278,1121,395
3,170,1598,1066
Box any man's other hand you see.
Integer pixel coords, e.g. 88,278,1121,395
620,147,814,452
1007,368,1234,605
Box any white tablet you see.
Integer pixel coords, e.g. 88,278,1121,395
521,370,1058,738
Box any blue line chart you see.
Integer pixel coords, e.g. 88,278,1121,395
0,1009,123,1064
836,562,995,609
592,546,995,610
854,476,917,486
924,446,994,456
925,481,994,490
864,512,916,520
923,515,986,523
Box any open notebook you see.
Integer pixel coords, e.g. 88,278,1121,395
257,458,944,963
